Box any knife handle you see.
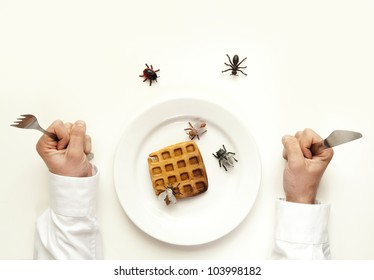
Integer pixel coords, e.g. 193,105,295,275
310,141,326,155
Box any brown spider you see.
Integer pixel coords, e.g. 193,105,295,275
158,183,181,206
184,121,207,140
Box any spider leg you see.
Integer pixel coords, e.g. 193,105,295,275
222,163,228,171
196,135,200,140
149,80,152,86
228,154,238,162
145,64,150,68
155,69,160,72
222,68,232,73
188,122,193,128
184,128,192,131
139,75,144,77
212,153,218,159
237,66,247,69
227,152,238,163
222,145,227,152
143,78,148,82
150,65,153,69
236,57,247,67
237,69,247,76
226,54,234,66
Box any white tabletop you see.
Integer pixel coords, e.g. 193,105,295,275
1,0,373,259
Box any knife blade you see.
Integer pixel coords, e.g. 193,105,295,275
310,130,362,155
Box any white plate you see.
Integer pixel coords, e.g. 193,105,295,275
114,97,261,245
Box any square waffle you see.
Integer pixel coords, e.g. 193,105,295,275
147,141,208,199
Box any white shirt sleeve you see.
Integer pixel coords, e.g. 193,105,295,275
272,199,331,260
34,165,103,260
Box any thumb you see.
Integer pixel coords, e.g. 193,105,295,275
67,120,86,157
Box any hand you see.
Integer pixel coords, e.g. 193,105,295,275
36,120,92,177
281,128,334,204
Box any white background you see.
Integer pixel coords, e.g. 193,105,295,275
1,0,373,259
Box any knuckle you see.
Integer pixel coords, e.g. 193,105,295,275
48,120,64,132
284,135,297,146
52,120,64,127
70,120,86,136
295,131,302,138
303,128,317,137
71,125,85,136
64,122,73,129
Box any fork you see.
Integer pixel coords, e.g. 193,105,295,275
11,114,94,160
11,114,59,141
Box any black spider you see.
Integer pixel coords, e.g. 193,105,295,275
222,54,247,76
212,144,238,171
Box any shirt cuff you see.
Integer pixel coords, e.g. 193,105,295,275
275,198,330,245
49,165,99,217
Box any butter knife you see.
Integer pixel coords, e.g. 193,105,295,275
310,130,362,155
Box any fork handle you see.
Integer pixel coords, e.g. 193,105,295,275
38,128,59,141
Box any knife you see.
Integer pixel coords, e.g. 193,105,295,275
310,130,362,155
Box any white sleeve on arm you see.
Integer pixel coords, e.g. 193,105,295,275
34,165,103,260
271,199,331,260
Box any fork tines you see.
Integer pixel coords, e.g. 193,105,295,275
10,114,34,128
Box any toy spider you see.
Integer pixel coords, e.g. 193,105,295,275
212,145,238,171
222,54,247,76
184,121,207,140
158,183,181,206
139,64,160,86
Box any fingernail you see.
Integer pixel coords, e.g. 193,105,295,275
75,120,86,127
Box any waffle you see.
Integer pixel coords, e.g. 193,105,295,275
147,141,208,200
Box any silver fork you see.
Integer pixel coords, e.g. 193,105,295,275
11,114,94,160
11,114,59,141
